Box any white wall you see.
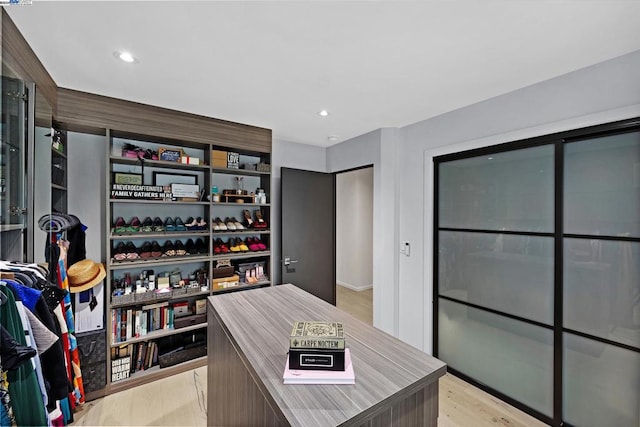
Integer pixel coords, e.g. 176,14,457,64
326,128,400,335
397,49,640,353
336,167,373,290
67,132,107,262
271,139,327,285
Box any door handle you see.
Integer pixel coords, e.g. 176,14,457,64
282,257,299,266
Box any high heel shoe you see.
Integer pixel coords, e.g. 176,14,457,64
141,217,153,233
164,217,176,232
163,240,175,256
228,238,240,252
153,217,165,232
113,217,128,234
215,238,229,253
184,217,197,230
150,240,163,257
253,210,267,228
196,217,207,230
112,241,127,260
128,217,141,233
214,217,227,231
236,237,249,252
185,238,197,255
231,217,244,230
243,209,254,228
139,241,152,258
175,240,187,256
175,217,186,232
248,236,266,251
125,241,139,259
196,238,208,254
225,217,237,231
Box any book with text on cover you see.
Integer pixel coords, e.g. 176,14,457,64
283,348,355,385
290,320,345,349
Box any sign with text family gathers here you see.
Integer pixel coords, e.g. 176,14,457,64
110,184,173,200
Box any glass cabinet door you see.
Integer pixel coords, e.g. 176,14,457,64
0,75,29,261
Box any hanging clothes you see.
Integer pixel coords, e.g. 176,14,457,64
56,239,85,412
1,265,71,407
0,286,48,426
0,366,16,427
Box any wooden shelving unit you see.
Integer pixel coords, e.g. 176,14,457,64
104,131,272,393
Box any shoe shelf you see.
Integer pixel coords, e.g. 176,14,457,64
111,230,211,240
212,202,270,207
110,289,211,310
109,255,211,269
110,156,210,172
105,129,272,396
211,281,271,295
110,199,210,205
212,229,270,235
211,251,270,261
110,322,207,347
211,167,270,177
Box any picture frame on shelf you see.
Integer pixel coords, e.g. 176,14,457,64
153,172,199,186
112,172,143,185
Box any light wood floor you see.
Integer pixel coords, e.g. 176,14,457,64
70,286,547,426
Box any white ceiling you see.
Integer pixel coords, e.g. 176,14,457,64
7,1,640,147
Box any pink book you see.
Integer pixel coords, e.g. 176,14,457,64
283,348,355,384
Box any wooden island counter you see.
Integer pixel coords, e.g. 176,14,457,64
207,284,446,426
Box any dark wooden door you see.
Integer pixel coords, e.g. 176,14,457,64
280,168,335,304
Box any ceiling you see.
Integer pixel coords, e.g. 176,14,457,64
6,1,640,147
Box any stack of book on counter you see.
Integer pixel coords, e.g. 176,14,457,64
283,321,355,384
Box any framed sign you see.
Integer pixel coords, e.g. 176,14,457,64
112,172,143,185
153,172,198,186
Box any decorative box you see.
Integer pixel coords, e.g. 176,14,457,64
158,344,206,368
211,150,227,168
174,313,206,329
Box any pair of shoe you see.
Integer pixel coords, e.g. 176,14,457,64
162,240,190,256
140,217,165,232
112,216,142,234
112,241,140,260
246,210,268,229
229,238,249,252
213,238,230,254
113,216,165,234
246,237,267,251
212,217,244,231
138,241,163,258
164,217,187,232
186,238,208,254
185,217,207,231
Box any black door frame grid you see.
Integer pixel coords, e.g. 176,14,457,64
433,116,640,427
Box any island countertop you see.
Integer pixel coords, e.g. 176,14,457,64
207,283,446,427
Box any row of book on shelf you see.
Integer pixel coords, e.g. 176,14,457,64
284,321,355,385
111,298,207,344
111,341,158,382
111,301,174,343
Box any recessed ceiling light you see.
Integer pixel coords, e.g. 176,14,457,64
318,110,329,117
487,157,493,160
114,50,138,63
328,135,339,142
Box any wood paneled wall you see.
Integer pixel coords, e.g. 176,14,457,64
1,9,57,114
57,88,272,153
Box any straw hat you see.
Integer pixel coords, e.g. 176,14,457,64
67,259,106,293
